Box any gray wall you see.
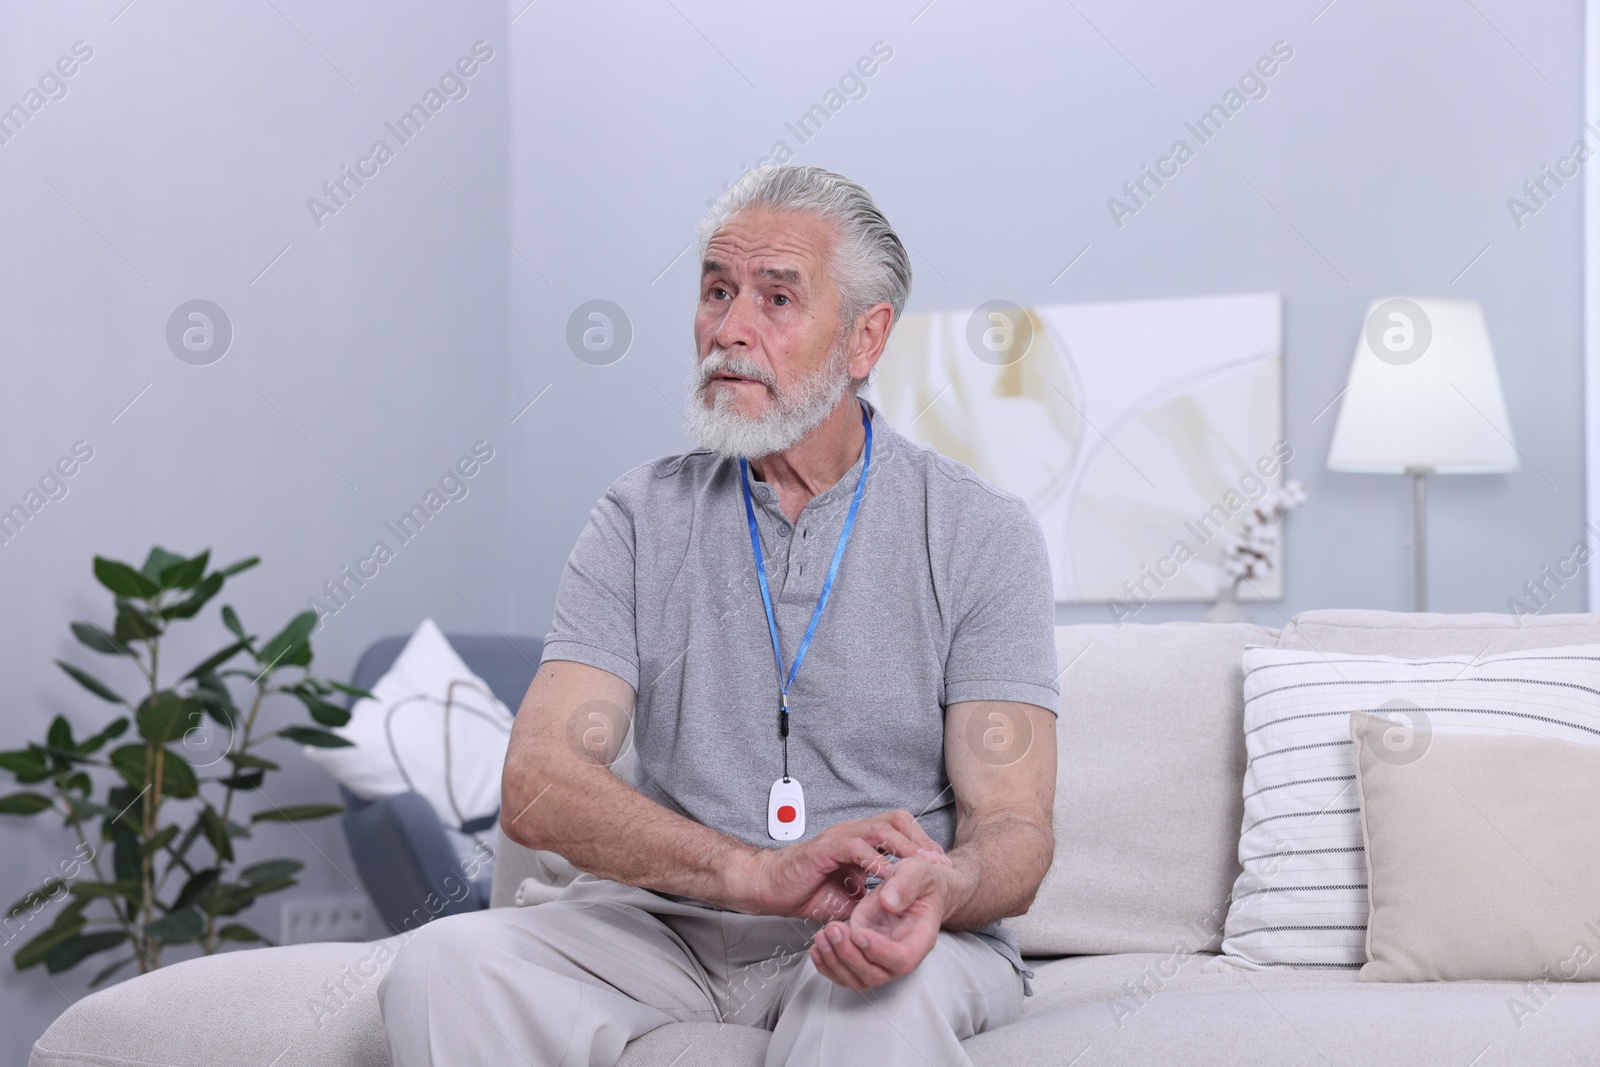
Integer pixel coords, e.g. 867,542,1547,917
0,0,511,1060
0,0,1586,1060
508,0,1587,637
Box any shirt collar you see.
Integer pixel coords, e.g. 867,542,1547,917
742,398,891,514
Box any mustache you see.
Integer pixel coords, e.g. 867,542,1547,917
697,349,777,393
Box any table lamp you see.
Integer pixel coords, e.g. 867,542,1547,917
1326,297,1517,611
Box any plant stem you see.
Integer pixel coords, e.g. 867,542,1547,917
138,630,162,972
201,680,266,954
57,791,134,938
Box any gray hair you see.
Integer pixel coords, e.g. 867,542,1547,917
696,166,913,332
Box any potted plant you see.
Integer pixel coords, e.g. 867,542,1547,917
0,547,361,986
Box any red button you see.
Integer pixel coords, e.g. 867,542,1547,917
777,805,797,823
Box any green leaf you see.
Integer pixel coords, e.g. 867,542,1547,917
257,612,317,672
113,601,162,643
227,876,296,901
215,772,263,791
77,718,130,756
61,793,113,820
227,752,279,771
323,679,375,701
182,642,248,683
173,868,219,911
144,906,203,944
14,911,87,970
142,824,180,856
158,549,210,590
88,955,135,987
192,674,239,728
252,803,342,824
103,784,143,837
95,556,160,599
0,747,51,784
220,605,249,643
217,556,260,578
47,716,73,752
5,880,65,919
55,661,126,705
70,621,132,658
67,880,140,904
275,726,352,748
46,930,131,974
107,745,146,789
0,792,54,815
217,922,273,945
157,748,198,799
139,546,187,584
199,805,234,864
298,693,350,728
109,820,140,884
108,744,198,799
240,859,303,883
136,693,197,746
162,572,223,620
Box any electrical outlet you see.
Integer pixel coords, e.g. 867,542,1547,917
280,895,372,944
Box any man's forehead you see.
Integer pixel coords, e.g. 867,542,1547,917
700,209,832,281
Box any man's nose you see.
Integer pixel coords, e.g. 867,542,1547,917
712,291,761,350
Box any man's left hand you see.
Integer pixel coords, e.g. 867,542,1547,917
807,849,968,991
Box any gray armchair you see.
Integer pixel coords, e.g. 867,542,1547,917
338,632,542,934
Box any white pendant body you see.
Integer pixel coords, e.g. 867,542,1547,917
767,777,806,840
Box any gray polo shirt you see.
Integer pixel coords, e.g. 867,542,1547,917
541,398,1059,991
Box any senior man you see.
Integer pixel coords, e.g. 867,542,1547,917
379,165,1059,1066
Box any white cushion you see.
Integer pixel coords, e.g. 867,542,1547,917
1221,643,1600,970
302,619,513,861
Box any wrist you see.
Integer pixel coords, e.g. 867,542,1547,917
715,842,767,914
932,855,979,923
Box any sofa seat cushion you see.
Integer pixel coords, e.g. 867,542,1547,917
31,937,406,1067
975,963,1600,1065
1019,951,1353,1021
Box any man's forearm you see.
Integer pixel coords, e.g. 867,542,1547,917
502,759,765,911
935,808,1054,930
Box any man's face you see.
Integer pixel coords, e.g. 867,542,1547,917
689,206,854,458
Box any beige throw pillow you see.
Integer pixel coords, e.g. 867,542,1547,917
1350,710,1600,983
1010,621,1276,956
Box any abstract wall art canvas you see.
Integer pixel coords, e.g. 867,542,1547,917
867,291,1285,604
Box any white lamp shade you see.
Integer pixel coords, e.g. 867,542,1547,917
1326,297,1517,474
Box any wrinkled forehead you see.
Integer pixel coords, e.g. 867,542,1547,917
700,207,837,289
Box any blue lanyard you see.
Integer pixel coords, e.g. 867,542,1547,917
739,399,872,777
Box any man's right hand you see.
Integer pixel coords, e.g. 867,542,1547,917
723,809,947,923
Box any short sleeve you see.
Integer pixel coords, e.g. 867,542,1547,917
942,497,1059,715
541,482,641,690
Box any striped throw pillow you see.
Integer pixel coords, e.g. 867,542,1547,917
1220,644,1600,969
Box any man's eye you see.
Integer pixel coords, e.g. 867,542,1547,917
708,287,729,300
772,294,790,306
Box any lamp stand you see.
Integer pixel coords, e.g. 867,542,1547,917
1408,467,1429,612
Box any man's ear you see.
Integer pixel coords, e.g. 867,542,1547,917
848,303,895,381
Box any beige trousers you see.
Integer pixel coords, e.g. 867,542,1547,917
377,872,1022,1067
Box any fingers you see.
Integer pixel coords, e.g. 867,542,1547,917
868,809,943,860
810,921,897,990
876,857,936,914
888,809,945,854
823,837,896,882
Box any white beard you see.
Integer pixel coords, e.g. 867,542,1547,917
686,340,852,459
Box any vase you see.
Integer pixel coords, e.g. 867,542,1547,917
1202,586,1251,623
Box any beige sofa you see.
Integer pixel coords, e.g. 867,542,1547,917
30,610,1600,1065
